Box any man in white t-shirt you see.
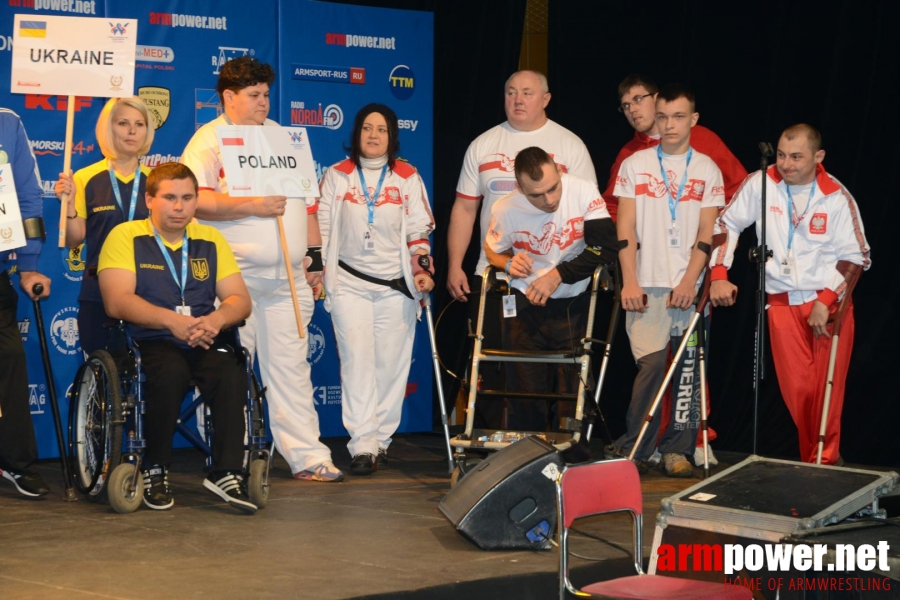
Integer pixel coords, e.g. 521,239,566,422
181,56,342,483
484,146,616,441
447,70,597,427
613,85,725,477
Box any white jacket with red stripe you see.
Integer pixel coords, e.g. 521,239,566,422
711,164,870,307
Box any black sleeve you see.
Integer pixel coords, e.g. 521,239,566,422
555,217,618,284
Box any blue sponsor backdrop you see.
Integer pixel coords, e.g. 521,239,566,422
0,0,434,457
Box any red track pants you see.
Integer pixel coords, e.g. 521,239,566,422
767,294,854,465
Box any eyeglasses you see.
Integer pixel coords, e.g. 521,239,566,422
618,94,653,113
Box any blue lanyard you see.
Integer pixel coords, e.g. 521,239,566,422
107,161,141,222
150,223,189,305
657,145,693,224
357,165,388,227
785,180,817,252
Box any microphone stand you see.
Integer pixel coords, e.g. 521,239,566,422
749,142,774,454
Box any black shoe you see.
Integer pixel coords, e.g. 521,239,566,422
376,448,388,469
142,465,174,510
1,468,50,497
203,471,257,514
350,453,376,476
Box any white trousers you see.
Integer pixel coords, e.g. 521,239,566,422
329,276,417,457
241,275,332,473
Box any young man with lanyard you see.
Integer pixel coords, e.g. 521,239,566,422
98,162,256,513
0,107,52,498
447,70,597,428
484,146,617,445
180,56,342,482
608,75,744,467
709,124,870,465
603,75,746,221
613,85,725,477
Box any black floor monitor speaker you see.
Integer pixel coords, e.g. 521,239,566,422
439,436,564,550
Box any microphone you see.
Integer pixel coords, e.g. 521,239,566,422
759,142,774,158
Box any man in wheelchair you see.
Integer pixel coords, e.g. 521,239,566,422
97,162,257,514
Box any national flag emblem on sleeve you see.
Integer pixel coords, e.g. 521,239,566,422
19,21,47,38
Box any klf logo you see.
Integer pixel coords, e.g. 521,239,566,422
139,86,171,129
50,306,80,356
110,22,128,35
191,258,210,281
307,323,326,365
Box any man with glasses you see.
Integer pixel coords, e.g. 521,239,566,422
604,75,745,467
602,75,746,221
611,85,725,477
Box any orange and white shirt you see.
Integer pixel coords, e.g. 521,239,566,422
615,146,725,288
457,119,596,275
486,174,609,299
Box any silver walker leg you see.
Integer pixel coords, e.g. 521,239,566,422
423,295,455,473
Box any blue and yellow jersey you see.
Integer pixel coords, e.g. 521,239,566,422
73,159,152,302
98,219,240,344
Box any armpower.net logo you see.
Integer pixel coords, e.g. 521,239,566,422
657,541,893,593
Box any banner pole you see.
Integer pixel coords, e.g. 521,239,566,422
57,96,76,248
276,215,305,339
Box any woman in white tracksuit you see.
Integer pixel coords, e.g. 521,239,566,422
318,103,435,476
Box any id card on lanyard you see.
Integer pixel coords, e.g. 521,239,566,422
358,165,387,253
151,223,190,316
657,146,692,248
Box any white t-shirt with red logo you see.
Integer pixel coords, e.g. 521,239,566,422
457,119,597,275
614,146,724,288
486,174,610,299
181,114,316,279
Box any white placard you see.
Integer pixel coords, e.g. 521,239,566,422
0,164,27,251
216,126,320,198
11,14,137,98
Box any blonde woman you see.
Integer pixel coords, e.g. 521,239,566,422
56,97,155,354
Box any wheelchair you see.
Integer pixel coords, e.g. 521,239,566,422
67,324,271,514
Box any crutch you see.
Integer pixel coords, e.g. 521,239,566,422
815,261,862,465
627,268,722,477
31,283,77,501
423,295,454,473
585,265,620,444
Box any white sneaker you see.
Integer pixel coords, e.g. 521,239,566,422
647,448,662,466
693,446,718,467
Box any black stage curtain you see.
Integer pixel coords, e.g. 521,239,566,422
548,0,900,467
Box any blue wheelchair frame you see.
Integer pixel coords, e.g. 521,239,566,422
68,323,271,513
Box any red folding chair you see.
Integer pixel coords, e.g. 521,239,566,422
556,459,751,599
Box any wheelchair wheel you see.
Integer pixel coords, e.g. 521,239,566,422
68,351,123,502
107,463,144,514
247,458,269,509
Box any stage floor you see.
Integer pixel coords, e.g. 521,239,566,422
1,434,896,599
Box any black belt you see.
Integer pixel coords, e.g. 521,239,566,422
338,260,413,299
